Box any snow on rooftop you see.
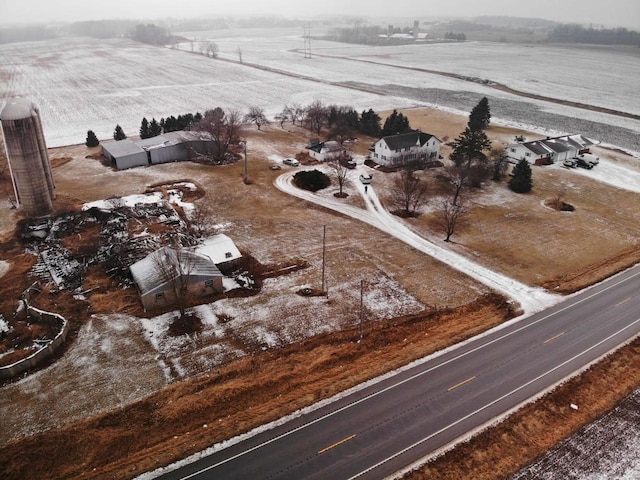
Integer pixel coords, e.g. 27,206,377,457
194,234,242,265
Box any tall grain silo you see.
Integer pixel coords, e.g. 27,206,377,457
0,98,55,216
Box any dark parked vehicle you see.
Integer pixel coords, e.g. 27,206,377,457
576,158,593,169
341,159,357,169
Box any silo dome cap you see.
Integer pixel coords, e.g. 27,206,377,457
1,98,36,121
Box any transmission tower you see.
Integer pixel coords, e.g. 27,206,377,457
303,23,312,59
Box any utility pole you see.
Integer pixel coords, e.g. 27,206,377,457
240,140,248,184
303,23,312,59
321,224,326,294
359,279,364,340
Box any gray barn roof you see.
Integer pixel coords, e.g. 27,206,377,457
130,246,221,296
516,134,597,156
102,139,145,157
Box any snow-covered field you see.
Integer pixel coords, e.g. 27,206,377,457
1,30,639,155
1,30,639,475
511,388,640,480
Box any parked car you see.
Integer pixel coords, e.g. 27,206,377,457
576,158,593,169
341,159,357,169
578,153,599,165
563,159,576,168
359,173,373,184
283,158,300,167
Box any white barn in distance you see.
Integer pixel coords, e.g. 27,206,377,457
506,134,597,165
0,98,56,216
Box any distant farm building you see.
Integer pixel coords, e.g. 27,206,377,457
103,131,216,170
506,134,597,165
0,98,56,216
307,139,350,162
371,129,441,168
130,246,223,311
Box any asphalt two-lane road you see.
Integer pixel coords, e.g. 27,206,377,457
160,264,640,480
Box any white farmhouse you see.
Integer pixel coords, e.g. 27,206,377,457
506,134,597,165
371,129,441,168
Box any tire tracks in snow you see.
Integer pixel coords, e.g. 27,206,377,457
274,169,560,314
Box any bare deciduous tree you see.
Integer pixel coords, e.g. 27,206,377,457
244,106,270,130
489,146,510,182
274,110,289,128
283,103,304,126
389,166,429,217
192,107,243,164
442,165,466,207
206,41,219,58
329,160,349,197
152,247,197,320
304,100,328,135
439,195,467,242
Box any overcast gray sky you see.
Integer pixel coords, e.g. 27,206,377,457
1,0,639,28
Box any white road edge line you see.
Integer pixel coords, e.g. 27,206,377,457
349,318,640,480
177,272,638,479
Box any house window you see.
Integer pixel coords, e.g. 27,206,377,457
155,292,165,300
225,252,232,258
510,148,516,153
205,279,214,287
525,152,531,157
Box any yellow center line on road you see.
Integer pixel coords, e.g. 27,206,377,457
447,376,476,392
317,434,357,455
616,297,631,307
544,332,566,344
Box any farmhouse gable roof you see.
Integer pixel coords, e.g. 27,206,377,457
380,130,438,152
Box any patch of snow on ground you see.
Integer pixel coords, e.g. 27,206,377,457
0,313,167,443
275,169,560,314
511,388,640,480
0,315,10,335
0,260,9,279
82,192,163,211
554,159,640,194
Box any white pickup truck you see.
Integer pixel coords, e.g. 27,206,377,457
359,174,373,185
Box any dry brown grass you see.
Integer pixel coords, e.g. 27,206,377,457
0,295,515,480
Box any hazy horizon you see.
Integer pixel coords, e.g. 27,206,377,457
1,0,639,29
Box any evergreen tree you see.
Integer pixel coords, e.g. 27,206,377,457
139,117,151,139
359,109,381,137
149,118,162,137
508,159,533,193
113,124,126,141
468,97,491,131
381,109,410,137
85,130,99,147
450,127,492,168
